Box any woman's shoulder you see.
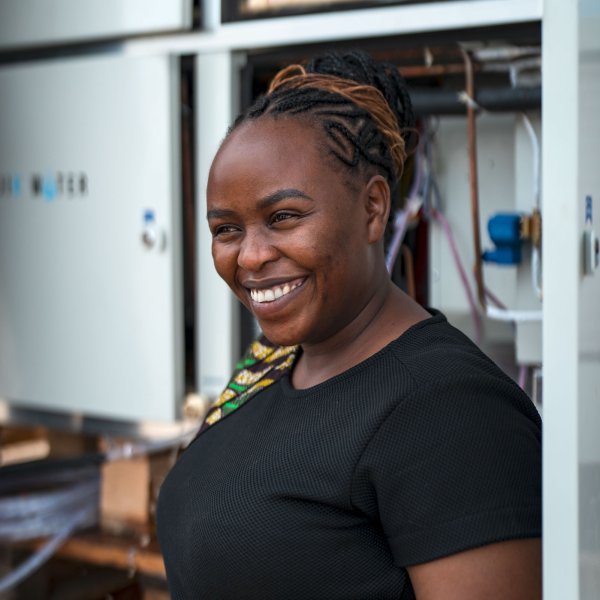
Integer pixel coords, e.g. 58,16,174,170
389,309,515,387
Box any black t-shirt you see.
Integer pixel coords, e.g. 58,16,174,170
157,312,541,599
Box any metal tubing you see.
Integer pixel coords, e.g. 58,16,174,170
460,48,486,310
410,86,541,116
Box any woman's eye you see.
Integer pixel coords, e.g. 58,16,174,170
212,224,239,237
270,212,297,225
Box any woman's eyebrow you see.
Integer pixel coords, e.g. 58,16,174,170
207,188,312,220
206,207,235,220
257,188,312,209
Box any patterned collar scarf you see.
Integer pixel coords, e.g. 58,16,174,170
198,336,299,434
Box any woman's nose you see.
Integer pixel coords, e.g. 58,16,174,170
237,229,279,271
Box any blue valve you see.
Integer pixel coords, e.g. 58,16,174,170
482,213,523,265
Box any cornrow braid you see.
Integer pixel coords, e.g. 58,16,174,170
230,50,414,190
268,65,406,179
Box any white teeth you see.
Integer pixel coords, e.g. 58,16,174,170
250,281,302,303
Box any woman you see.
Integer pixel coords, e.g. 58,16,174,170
157,51,541,599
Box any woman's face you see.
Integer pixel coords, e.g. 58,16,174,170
206,117,385,348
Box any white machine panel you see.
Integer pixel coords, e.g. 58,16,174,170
0,54,183,422
429,114,519,317
543,1,600,597
0,0,192,51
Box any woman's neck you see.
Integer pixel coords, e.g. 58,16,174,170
291,284,430,389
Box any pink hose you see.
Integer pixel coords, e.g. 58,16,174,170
432,208,483,344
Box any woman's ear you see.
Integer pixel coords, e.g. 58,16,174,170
364,175,391,244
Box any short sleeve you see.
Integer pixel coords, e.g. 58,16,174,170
350,372,542,567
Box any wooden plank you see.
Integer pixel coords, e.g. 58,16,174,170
42,533,166,579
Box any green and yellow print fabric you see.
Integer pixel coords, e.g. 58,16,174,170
199,336,298,434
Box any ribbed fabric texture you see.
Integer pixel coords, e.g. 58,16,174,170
157,312,541,600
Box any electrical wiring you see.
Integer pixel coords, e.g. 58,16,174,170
484,287,507,310
420,121,483,342
431,206,483,344
0,504,96,594
0,425,196,593
0,480,99,541
0,478,96,521
386,133,424,274
0,463,99,594
385,207,411,274
518,364,528,391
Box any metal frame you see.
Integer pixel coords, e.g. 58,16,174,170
118,0,542,55
542,1,579,596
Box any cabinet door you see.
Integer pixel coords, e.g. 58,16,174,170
0,0,192,50
543,1,600,597
0,54,183,422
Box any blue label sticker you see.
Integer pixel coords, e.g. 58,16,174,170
11,175,21,197
42,175,57,201
585,195,592,224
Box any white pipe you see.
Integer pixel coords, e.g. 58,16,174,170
521,112,543,300
521,113,541,210
486,305,542,322
532,245,543,300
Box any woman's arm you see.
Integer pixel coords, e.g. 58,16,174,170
407,538,541,600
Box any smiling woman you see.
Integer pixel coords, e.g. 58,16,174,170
157,50,542,600
206,116,417,359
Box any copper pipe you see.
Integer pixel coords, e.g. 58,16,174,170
398,63,476,78
401,244,417,301
460,48,486,310
372,46,468,64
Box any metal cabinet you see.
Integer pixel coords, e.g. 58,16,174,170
0,54,184,421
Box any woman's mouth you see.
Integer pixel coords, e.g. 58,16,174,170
249,279,304,304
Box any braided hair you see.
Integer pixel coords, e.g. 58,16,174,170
230,50,414,193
